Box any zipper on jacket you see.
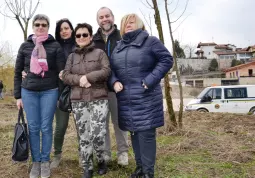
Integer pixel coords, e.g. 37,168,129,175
124,47,134,132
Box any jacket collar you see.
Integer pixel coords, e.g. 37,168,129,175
117,29,148,52
74,42,95,54
93,24,118,41
27,34,55,42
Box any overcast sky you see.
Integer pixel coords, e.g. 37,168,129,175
0,0,254,55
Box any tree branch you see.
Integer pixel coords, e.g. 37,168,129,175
139,9,152,35
140,0,153,9
171,0,189,23
172,13,191,33
169,0,179,15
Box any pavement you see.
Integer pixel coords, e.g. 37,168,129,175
163,98,193,111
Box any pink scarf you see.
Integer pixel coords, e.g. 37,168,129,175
30,35,49,77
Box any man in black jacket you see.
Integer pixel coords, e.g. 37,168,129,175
0,80,3,99
93,7,129,166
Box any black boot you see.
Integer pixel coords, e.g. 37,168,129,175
130,166,143,178
143,173,154,178
82,169,93,178
98,161,107,175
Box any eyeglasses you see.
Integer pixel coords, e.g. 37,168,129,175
75,33,89,38
34,23,48,28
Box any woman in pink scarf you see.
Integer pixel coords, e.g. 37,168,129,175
14,14,65,178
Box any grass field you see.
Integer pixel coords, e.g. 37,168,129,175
1,96,255,178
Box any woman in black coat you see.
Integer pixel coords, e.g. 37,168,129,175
14,14,65,178
50,18,76,169
110,14,173,178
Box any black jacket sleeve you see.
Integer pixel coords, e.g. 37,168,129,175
55,42,66,72
14,43,25,99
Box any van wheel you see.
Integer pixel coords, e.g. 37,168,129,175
249,107,255,115
197,108,208,113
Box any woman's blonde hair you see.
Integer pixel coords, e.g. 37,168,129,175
120,14,145,36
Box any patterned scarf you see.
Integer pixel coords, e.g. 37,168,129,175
30,35,49,77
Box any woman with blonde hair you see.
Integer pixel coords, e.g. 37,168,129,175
110,14,173,178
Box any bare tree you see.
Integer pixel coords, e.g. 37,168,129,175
0,41,14,67
184,43,196,58
139,9,153,36
164,0,190,128
0,0,40,41
145,0,177,128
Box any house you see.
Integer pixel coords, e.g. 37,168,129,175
246,45,255,57
224,61,255,78
196,42,217,59
235,50,252,62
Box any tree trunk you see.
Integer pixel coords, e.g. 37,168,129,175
151,0,177,127
164,0,183,128
24,21,29,41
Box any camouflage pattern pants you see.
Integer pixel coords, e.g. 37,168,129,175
72,99,108,170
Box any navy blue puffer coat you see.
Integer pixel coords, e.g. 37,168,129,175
110,29,173,132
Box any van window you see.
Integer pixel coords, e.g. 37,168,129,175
204,88,222,100
224,88,247,99
214,88,222,99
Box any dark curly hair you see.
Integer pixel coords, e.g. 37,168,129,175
74,23,93,37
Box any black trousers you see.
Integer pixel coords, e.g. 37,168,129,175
131,128,156,174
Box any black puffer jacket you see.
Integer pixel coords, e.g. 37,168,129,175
14,34,65,99
93,25,121,57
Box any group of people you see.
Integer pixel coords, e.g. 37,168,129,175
14,6,173,178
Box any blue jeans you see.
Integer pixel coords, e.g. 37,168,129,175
22,88,58,162
131,128,156,175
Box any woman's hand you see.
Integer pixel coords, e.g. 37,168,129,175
16,99,23,110
59,70,63,80
80,75,91,88
113,81,123,93
79,75,88,87
142,82,148,89
22,71,27,79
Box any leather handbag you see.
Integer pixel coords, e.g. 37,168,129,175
58,85,72,112
12,109,29,162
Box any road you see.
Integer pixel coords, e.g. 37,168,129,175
163,98,193,111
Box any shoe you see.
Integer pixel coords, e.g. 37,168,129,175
79,156,83,168
82,169,93,178
104,154,112,163
41,162,50,178
29,162,40,178
143,173,154,178
97,161,107,175
50,153,61,169
118,152,129,166
130,166,143,178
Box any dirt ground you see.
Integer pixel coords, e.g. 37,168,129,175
1,96,255,177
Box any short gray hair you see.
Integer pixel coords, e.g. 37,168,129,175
32,14,50,26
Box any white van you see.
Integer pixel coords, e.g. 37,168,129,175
185,85,255,114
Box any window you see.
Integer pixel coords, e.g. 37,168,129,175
224,88,247,99
213,88,222,99
205,88,222,100
233,72,235,78
230,73,232,78
249,69,253,77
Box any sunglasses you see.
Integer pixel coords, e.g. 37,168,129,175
75,33,89,38
34,23,48,28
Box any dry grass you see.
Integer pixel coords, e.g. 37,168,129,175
1,96,255,177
